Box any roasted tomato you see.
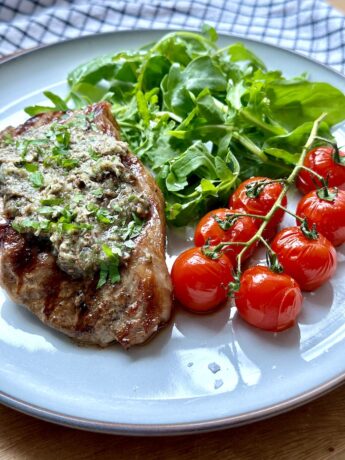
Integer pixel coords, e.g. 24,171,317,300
296,188,345,247
171,247,234,313
235,266,302,332
194,208,258,265
229,176,287,240
296,146,345,195
271,226,337,291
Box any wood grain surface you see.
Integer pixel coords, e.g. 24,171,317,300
1,1,345,458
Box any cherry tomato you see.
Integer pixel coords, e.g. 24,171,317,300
171,247,234,313
296,146,345,195
296,188,345,247
271,226,337,291
235,266,302,332
194,208,258,265
229,176,287,240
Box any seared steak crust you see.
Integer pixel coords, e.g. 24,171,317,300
0,102,172,348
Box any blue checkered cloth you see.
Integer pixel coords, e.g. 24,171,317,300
0,0,344,73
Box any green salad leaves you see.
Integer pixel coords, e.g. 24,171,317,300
25,27,345,226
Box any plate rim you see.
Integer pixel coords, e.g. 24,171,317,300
0,373,344,436
1,28,345,79
0,28,344,435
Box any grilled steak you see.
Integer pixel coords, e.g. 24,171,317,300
0,102,172,348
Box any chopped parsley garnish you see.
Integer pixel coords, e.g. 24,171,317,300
29,171,44,188
40,198,64,206
12,217,51,233
2,133,14,145
121,213,143,240
24,162,39,173
16,138,47,160
91,188,103,197
5,112,148,287
96,208,114,224
97,244,121,288
88,146,100,160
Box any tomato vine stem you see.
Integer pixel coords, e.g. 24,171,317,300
202,113,327,277
277,205,304,223
298,164,325,183
230,113,327,271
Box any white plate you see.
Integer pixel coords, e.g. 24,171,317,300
0,30,345,435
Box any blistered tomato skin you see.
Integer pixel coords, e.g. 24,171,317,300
271,227,337,291
235,266,302,332
296,146,345,195
296,188,345,247
229,176,287,240
171,247,234,313
194,208,258,265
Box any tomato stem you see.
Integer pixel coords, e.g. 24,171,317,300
300,220,319,240
298,165,325,183
234,113,327,273
245,178,286,198
277,205,304,223
222,211,267,220
202,114,327,281
313,135,341,164
259,236,272,252
259,236,284,273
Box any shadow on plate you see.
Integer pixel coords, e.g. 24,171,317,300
0,297,175,356
226,312,303,375
298,281,334,325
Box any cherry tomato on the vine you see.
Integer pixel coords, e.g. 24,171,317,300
296,146,345,195
194,208,258,265
271,226,337,291
235,266,302,332
296,188,345,247
171,247,234,313
229,176,287,240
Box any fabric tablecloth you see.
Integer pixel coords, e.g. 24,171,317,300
0,0,344,73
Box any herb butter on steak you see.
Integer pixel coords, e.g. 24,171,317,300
0,102,172,348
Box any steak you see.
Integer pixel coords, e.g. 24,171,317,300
0,102,172,348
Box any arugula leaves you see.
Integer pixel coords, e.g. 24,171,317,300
25,28,345,226
25,91,68,116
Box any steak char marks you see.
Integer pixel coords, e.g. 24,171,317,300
0,102,172,348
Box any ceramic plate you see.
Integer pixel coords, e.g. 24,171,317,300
0,30,345,435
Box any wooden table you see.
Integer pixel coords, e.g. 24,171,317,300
1,1,345,458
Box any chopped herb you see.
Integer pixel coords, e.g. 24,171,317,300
97,244,121,288
16,138,47,159
29,171,44,188
72,193,84,204
57,222,92,233
12,217,51,233
2,133,14,145
38,205,64,217
24,162,39,173
121,213,143,240
88,146,100,160
86,203,98,213
96,208,113,224
91,188,103,197
49,124,71,149
60,158,79,169
40,198,64,206
58,207,76,223
112,204,123,212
